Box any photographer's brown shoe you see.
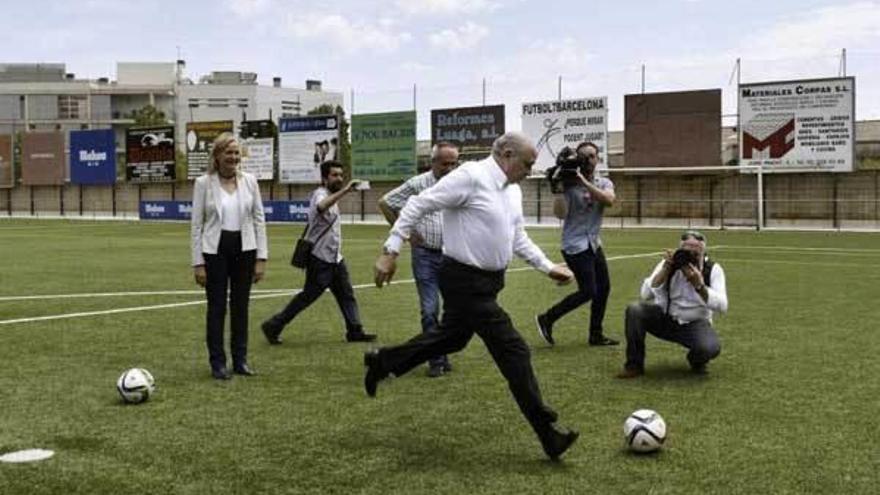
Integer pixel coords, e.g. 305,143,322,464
616,367,644,379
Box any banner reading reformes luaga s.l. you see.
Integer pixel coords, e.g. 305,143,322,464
70,129,116,185
351,111,416,181
278,115,339,184
739,77,855,173
240,119,276,180
22,131,65,185
431,105,504,160
186,120,234,179
521,98,608,174
0,134,12,188
126,126,176,183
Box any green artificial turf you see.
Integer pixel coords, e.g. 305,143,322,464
1,220,878,494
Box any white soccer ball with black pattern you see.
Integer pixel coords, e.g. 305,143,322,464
116,368,155,404
624,409,667,453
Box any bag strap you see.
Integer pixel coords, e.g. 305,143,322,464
304,213,337,243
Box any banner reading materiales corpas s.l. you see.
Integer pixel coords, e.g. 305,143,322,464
739,77,855,173
351,111,416,181
521,97,608,174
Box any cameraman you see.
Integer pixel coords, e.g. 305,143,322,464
535,142,618,346
617,230,728,378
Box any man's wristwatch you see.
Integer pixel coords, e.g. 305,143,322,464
382,246,397,256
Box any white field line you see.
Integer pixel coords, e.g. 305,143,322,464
712,245,880,254
0,251,664,326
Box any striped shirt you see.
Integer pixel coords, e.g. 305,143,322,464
381,171,443,250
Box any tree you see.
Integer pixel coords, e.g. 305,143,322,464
308,104,351,177
130,104,168,127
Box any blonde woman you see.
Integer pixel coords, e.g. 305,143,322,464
191,133,268,380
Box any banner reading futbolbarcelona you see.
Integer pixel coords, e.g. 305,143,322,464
70,129,116,185
739,77,855,173
352,111,416,181
186,120,234,179
522,97,608,174
431,105,504,161
126,126,176,183
278,115,339,184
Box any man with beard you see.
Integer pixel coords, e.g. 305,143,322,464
378,142,459,377
261,160,376,344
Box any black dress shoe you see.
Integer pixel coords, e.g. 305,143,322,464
211,366,231,380
363,349,387,397
233,363,256,376
261,321,283,345
588,335,619,346
538,423,579,460
535,314,555,346
346,331,377,343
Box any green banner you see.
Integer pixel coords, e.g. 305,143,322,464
351,111,417,181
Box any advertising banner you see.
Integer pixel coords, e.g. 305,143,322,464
21,131,65,185
126,126,176,183
186,120,234,179
521,97,608,173
431,105,504,160
240,120,276,180
140,200,308,222
278,115,339,184
0,134,12,188
69,129,116,184
739,77,855,172
351,111,417,180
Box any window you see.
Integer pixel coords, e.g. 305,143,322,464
58,95,87,119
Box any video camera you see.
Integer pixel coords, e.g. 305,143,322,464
545,146,590,193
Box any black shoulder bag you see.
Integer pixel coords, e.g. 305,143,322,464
290,216,337,269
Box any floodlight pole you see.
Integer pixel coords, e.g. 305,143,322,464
482,78,486,106
641,64,645,94
558,76,562,101
757,166,764,231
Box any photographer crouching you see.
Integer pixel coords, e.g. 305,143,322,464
535,142,618,346
617,230,728,378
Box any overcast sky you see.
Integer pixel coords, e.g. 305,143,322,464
3,0,878,135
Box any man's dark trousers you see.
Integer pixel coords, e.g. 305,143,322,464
544,246,610,338
266,254,364,333
623,302,721,371
375,257,558,433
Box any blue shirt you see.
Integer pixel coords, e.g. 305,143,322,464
560,176,614,255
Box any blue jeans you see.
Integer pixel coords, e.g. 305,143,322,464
412,246,448,368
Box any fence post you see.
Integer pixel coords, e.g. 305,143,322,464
59,185,64,217
536,180,542,224
636,176,642,225
832,175,839,230
79,185,84,216
30,186,34,216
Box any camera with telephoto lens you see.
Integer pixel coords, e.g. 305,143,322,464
670,248,699,271
545,146,589,193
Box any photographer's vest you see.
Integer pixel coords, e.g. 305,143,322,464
664,256,715,314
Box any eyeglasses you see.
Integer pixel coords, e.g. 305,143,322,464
681,230,705,242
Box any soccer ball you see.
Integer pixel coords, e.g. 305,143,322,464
116,368,155,404
624,409,667,453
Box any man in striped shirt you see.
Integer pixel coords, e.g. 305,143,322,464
378,142,459,378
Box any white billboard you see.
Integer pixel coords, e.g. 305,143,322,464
240,137,274,180
739,77,855,173
521,97,608,174
278,115,339,184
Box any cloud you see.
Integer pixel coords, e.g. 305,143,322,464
428,22,490,51
741,1,880,57
285,12,412,54
224,0,274,18
394,0,500,15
